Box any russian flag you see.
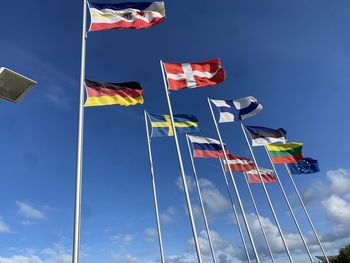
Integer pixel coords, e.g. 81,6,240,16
188,135,227,158
88,2,165,31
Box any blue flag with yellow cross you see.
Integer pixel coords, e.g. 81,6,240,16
147,113,200,137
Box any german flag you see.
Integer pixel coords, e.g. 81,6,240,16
84,79,144,107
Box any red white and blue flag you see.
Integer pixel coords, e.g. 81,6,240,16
246,168,277,184
163,59,226,91
188,135,227,158
88,2,165,31
223,154,256,172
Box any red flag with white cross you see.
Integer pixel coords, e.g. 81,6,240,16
162,58,226,91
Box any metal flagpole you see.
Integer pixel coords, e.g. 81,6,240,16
144,111,166,263
264,147,314,262
218,159,252,263
207,98,261,263
242,171,276,263
186,134,217,263
160,60,203,263
73,1,87,263
284,164,329,263
240,122,294,263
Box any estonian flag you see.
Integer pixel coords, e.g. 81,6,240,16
245,125,287,146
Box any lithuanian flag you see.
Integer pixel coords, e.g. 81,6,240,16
84,79,144,107
266,142,303,164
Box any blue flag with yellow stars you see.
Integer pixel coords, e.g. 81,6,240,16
287,157,320,174
147,113,200,137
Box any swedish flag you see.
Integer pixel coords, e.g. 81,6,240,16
147,113,200,137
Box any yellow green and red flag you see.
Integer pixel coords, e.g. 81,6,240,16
266,142,303,164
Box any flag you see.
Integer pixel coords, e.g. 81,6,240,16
245,125,287,146
147,113,199,137
246,168,277,184
266,142,303,164
287,158,320,174
162,59,226,91
223,154,256,172
84,79,144,107
188,135,227,158
88,2,165,31
211,96,263,123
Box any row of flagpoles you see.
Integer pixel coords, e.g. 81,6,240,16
73,1,329,263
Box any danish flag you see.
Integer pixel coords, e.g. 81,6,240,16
162,58,226,91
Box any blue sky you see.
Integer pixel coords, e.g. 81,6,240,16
0,0,350,262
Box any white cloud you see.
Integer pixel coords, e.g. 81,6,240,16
160,206,176,224
111,254,142,263
322,195,350,223
303,168,350,203
144,228,157,242
199,178,230,215
16,201,45,220
0,243,71,263
176,176,230,216
0,255,42,263
0,217,10,233
111,233,134,245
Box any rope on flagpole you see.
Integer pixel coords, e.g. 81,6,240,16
218,159,252,263
242,171,276,263
144,111,166,263
240,122,294,263
72,1,87,263
160,60,203,263
186,134,217,263
208,98,261,263
284,164,330,263
264,147,314,262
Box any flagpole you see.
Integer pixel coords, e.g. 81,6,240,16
207,98,261,263
284,164,330,263
186,135,217,263
144,111,165,263
240,122,294,263
242,171,276,263
218,159,252,263
263,147,314,262
160,60,203,263
73,1,87,263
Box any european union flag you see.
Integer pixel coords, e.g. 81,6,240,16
287,158,320,175
147,113,200,137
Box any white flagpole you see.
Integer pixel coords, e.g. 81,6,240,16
207,98,261,263
242,171,276,263
240,122,294,263
264,147,314,262
186,134,217,263
160,60,203,263
284,164,330,263
218,159,252,263
144,111,166,263
73,1,87,263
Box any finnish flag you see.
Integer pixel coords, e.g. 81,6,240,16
211,96,263,123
